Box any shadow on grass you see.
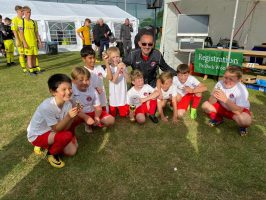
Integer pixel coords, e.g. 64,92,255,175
1,116,198,199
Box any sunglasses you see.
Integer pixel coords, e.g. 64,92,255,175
141,42,153,47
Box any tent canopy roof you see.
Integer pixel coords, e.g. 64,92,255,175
0,0,137,21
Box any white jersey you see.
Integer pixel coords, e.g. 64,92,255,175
127,84,155,108
214,80,250,110
72,84,101,113
27,97,72,142
157,84,178,100
173,75,200,97
84,65,107,106
108,66,128,106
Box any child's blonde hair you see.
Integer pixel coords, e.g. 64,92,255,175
131,69,143,81
22,6,31,11
107,47,120,57
159,71,173,84
225,65,243,79
71,67,90,80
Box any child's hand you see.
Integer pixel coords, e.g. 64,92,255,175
86,117,95,125
161,116,168,122
102,52,109,62
213,90,227,103
68,107,78,118
96,87,103,94
172,117,178,124
94,117,101,125
184,86,193,93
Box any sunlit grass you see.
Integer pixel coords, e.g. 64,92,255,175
0,53,265,200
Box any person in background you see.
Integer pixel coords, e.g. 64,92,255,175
18,6,43,75
0,15,5,57
120,18,133,57
11,5,27,72
2,17,15,66
93,18,111,60
76,18,92,49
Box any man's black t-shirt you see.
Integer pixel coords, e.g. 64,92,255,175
123,48,176,87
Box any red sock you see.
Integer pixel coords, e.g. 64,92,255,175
148,99,157,115
192,95,201,109
49,131,73,155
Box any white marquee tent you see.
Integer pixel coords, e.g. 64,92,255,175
160,0,265,68
0,0,138,52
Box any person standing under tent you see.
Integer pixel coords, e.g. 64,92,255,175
120,18,133,58
93,18,111,60
76,18,92,49
18,6,43,75
3,17,15,66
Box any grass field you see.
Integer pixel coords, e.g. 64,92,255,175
0,52,265,200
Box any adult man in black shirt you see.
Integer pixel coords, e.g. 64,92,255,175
93,18,111,60
123,31,176,88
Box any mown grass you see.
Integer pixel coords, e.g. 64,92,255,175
0,52,265,200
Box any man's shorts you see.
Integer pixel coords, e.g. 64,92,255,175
4,40,14,53
212,102,251,120
24,46,38,56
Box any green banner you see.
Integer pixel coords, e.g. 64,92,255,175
194,49,243,76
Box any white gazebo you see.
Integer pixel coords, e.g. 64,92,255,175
0,0,138,52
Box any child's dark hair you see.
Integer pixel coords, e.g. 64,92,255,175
48,74,72,92
140,30,154,40
80,46,95,58
225,65,243,79
176,64,190,74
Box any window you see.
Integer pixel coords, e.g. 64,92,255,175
48,22,77,45
113,22,123,40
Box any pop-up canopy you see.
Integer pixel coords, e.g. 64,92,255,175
1,0,138,52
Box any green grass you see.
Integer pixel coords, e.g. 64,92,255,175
0,52,265,200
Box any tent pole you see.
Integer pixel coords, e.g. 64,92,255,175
227,0,239,67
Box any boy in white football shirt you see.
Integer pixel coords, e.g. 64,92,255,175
127,70,159,124
70,67,115,133
202,66,252,136
27,74,79,168
156,71,179,123
104,47,129,117
173,64,207,120
81,47,107,111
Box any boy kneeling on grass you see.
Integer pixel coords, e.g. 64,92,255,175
27,74,79,168
70,67,115,134
173,64,207,120
202,65,252,136
127,69,159,124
